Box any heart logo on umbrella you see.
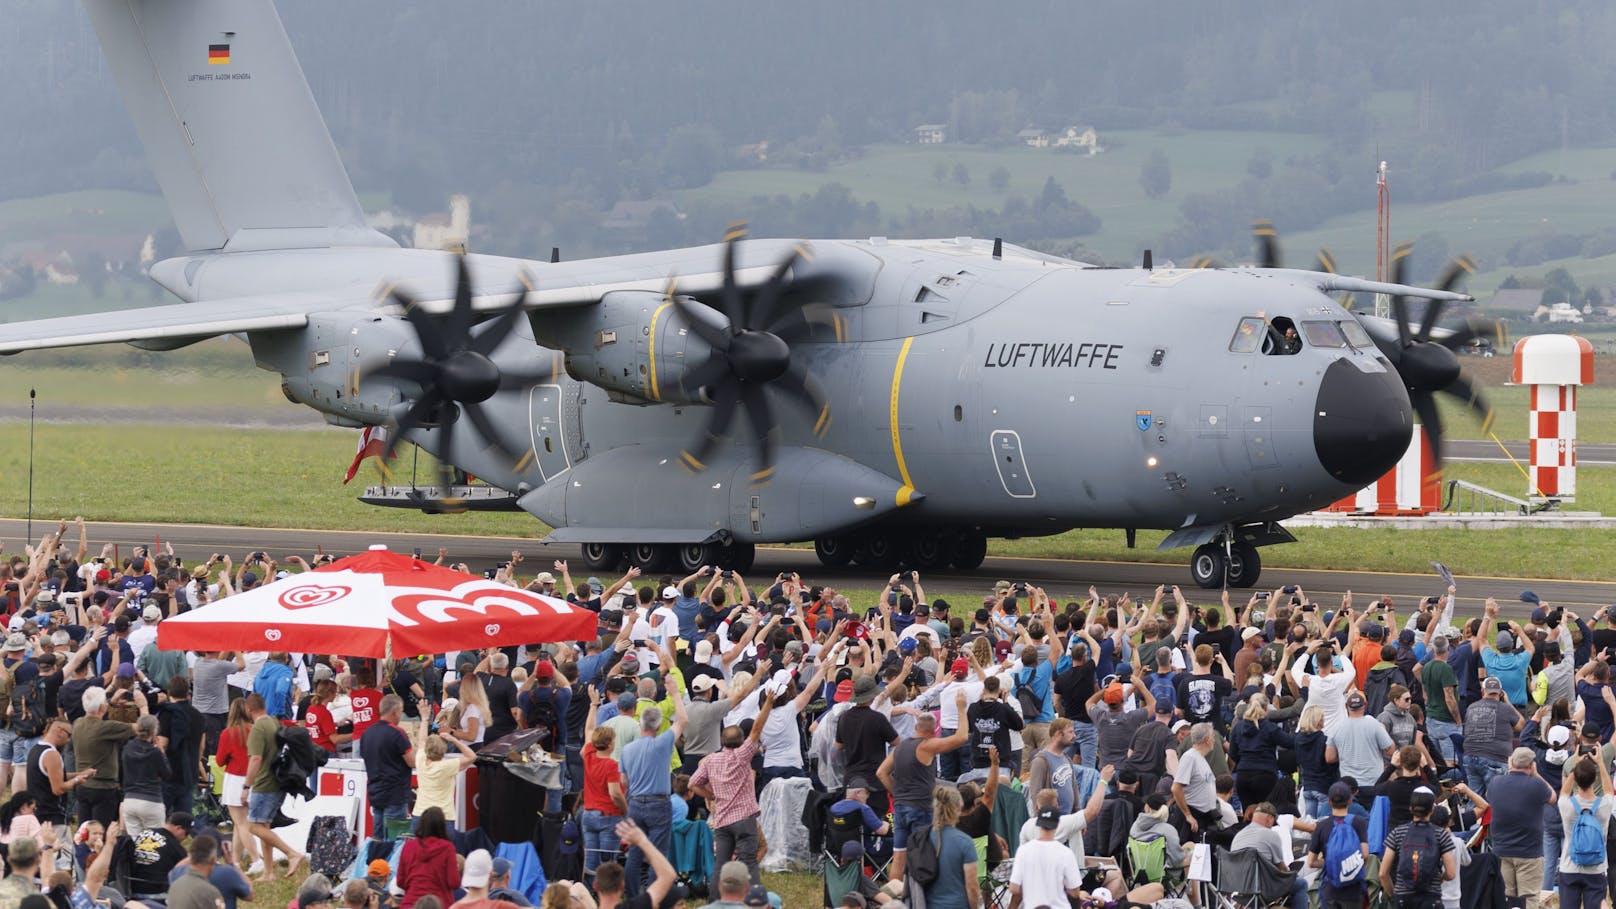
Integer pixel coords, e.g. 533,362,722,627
278,586,351,610
484,623,501,636
264,628,282,642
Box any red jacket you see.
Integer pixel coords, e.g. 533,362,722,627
397,835,459,909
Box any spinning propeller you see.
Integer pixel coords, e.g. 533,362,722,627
1249,225,1499,467
668,223,834,484
365,256,551,501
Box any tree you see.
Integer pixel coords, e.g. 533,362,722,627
1140,149,1171,199
932,161,948,186
952,162,971,188
1499,274,1521,290
661,124,725,189
989,166,1011,193
1035,176,1069,213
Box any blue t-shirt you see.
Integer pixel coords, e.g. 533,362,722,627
1484,771,1553,858
830,798,885,832
673,595,703,642
620,729,676,796
169,864,253,909
1449,641,1476,698
1481,649,1532,705
1015,662,1054,723
923,826,980,909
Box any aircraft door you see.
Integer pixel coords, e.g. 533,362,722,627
528,382,575,481
989,430,1036,498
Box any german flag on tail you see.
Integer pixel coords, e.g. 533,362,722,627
208,44,230,65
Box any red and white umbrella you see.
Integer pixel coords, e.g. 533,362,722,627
157,549,597,657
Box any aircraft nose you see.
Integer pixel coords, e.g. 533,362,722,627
1313,358,1413,487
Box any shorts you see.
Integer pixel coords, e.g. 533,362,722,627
891,804,932,851
222,773,247,808
5,735,38,766
247,789,286,826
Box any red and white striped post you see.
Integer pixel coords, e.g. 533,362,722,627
1321,424,1440,515
1512,335,1595,501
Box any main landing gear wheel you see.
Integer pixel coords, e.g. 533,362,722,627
676,543,724,574
628,543,671,573
814,536,855,568
948,531,988,571
855,534,902,571
906,534,950,570
580,543,623,572
1190,543,1226,589
717,541,756,573
1226,542,1262,588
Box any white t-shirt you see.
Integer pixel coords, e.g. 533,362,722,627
760,701,803,768
460,704,486,744
1559,793,1615,874
127,622,158,657
1009,837,1083,907
936,677,985,729
1302,667,1355,734
1017,812,1087,866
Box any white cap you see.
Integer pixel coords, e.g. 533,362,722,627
461,849,492,889
141,606,161,623
694,640,714,662
662,585,679,600
1548,725,1572,746
1241,627,1263,641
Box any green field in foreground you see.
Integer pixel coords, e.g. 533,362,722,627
0,422,1611,580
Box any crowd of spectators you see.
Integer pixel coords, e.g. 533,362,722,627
0,517,1606,909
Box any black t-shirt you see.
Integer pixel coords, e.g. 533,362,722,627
481,672,521,740
388,667,421,719
160,700,205,781
836,705,898,782
966,699,1022,769
127,828,186,897
58,678,98,723
1377,774,1432,829
1054,661,1096,724
1198,626,1239,664
40,670,63,718
1175,672,1234,731
1123,720,1176,775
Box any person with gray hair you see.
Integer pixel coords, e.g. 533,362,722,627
696,860,752,908
73,678,145,828
1421,633,1462,765
475,648,522,742
119,713,171,837
1171,721,1221,837
358,693,415,843
618,664,686,899
1485,745,1554,909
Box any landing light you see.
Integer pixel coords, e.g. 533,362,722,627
853,496,876,510
1146,456,1159,468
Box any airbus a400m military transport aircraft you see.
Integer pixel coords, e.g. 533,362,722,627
3,0,1497,588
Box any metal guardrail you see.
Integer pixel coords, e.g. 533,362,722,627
1442,479,1556,515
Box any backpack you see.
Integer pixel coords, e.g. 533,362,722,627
1570,796,1605,866
8,678,45,739
1015,667,1043,718
307,815,356,879
525,687,559,752
1147,672,1177,712
1323,816,1366,889
906,826,940,888
1394,821,1443,894
107,690,140,725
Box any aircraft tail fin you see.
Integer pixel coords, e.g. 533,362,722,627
83,0,394,253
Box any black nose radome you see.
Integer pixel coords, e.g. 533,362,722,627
1314,358,1413,487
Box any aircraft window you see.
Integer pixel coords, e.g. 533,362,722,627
1228,317,1266,353
1338,320,1375,349
1262,317,1301,355
1301,321,1346,348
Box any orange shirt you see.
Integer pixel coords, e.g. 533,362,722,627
1352,638,1382,690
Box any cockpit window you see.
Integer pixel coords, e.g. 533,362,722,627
1264,316,1301,355
1338,320,1375,349
1229,317,1266,353
1301,321,1346,348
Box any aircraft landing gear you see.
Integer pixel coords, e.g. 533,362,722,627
946,530,988,571
1189,539,1263,589
676,543,725,574
814,536,856,568
580,542,623,572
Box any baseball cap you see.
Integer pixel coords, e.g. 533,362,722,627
834,679,855,703
619,654,640,675
616,692,637,712
784,640,804,656
489,857,512,879
1035,807,1061,830
312,664,335,683
116,662,136,679
1548,725,1573,746
743,885,770,908
367,859,391,877
719,861,751,891
586,576,604,595
1482,676,1504,694
691,674,717,693
1364,622,1383,640
898,638,918,655
1530,607,1548,624
140,605,161,623
840,839,865,861
1102,683,1124,706
274,570,291,581
1328,781,1353,806
950,657,969,676
661,585,679,600
1398,629,1415,645
1154,700,1173,715
1241,627,1262,641
298,892,332,909
240,571,258,587
49,631,69,647
1520,590,1541,605
461,849,493,888
695,640,714,662
1345,692,1366,710
1409,786,1435,812
95,569,113,584
1497,631,1515,652
533,661,555,681
1171,719,1190,733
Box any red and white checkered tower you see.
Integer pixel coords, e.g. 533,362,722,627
1512,334,1595,501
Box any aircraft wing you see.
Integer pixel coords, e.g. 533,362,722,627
0,290,363,355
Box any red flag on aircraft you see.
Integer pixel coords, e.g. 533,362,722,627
342,426,390,485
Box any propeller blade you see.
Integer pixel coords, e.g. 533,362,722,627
739,382,778,484
1314,247,1338,274
390,289,450,361
1415,256,1474,342
364,359,440,388
773,360,831,438
1439,372,1496,435
382,393,443,461
1415,299,1446,344
468,278,531,357
1434,316,1495,353
461,400,529,470
1253,221,1280,268
747,245,805,332
719,222,748,332
1410,390,1445,467
1389,242,1413,347
447,256,475,345
433,400,463,502
679,380,740,473
677,355,733,400
670,292,730,350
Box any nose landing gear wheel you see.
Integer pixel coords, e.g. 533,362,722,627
1190,543,1226,589
1226,542,1262,588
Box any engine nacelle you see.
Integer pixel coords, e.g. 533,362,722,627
536,289,717,406
249,312,415,423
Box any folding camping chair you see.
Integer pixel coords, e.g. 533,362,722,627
1210,846,1298,909
1125,831,1187,900
972,835,1014,909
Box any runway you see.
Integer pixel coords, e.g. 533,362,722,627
1448,439,1616,466
6,517,1609,616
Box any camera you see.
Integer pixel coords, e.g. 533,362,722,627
483,569,497,580
721,570,733,579
1255,592,1269,600
250,551,266,563
1282,585,1297,594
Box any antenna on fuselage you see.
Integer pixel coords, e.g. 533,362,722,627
1142,249,1153,271
550,247,560,263
992,237,1002,260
